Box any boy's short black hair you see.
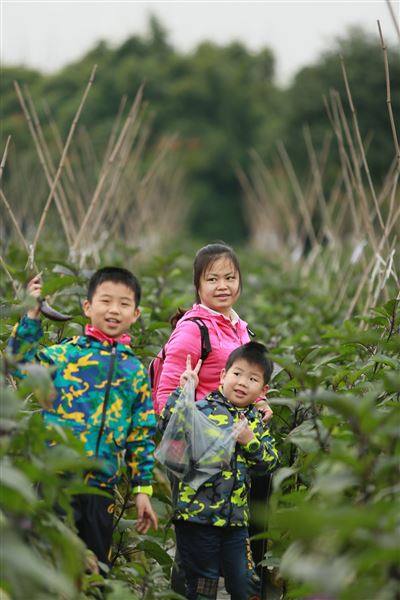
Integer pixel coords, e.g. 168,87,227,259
225,341,273,384
87,267,141,305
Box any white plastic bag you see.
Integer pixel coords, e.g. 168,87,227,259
155,379,246,489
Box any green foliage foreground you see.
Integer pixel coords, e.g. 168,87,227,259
0,246,399,599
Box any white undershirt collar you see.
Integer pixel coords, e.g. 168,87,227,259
198,303,240,325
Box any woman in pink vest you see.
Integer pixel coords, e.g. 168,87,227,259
156,242,272,598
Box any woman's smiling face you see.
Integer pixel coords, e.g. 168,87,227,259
198,256,240,316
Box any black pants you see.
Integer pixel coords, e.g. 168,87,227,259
248,473,272,573
71,493,115,567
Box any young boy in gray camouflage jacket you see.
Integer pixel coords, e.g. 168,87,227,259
159,341,278,600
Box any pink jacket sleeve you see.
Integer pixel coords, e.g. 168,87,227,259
156,320,203,412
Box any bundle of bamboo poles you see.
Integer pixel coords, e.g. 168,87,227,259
1,66,187,269
239,22,399,318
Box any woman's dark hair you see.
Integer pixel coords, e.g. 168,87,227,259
87,266,141,305
169,243,242,329
193,243,242,303
225,341,273,384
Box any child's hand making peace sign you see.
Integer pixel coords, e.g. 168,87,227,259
179,354,202,389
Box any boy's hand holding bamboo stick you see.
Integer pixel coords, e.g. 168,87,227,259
27,273,42,319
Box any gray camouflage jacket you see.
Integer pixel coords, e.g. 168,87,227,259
159,389,279,527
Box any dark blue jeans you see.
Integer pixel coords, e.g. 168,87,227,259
174,521,261,600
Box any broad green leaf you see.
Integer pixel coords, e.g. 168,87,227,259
0,459,37,503
137,539,173,568
273,467,298,491
0,530,75,597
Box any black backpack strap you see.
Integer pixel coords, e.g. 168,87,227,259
185,317,212,362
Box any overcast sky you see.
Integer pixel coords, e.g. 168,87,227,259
1,1,399,84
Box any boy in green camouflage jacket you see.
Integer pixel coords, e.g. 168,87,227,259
159,342,278,600
8,267,158,568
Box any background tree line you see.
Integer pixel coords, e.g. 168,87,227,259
1,16,399,243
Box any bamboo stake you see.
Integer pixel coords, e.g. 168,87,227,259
105,127,152,241
269,161,299,248
252,164,282,246
386,168,399,234
78,126,100,174
237,165,273,248
346,199,400,319
333,90,381,254
385,0,400,41
327,93,386,310
303,127,334,242
71,83,144,254
328,93,370,243
31,64,97,252
376,157,398,222
42,100,87,223
100,94,128,171
301,129,332,255
328,177,365,312
377,20,400,172
258,157,294,240
0,136,11,181
323,92,375,312
107,131,154,240
332,164,397,315
69,139,93,211
340,56,385,231
324,91,360,234
335,91,396,259
263,160,300,258
110,146,185,248
87,98,132,240
140,131,174,189
90,110,146,242
14,82,73,246
0,189,30,253
329,91,364,233
239,153,297,255
0,254,20,295
24,86,77,240
277,141,318,250
6,152,36,239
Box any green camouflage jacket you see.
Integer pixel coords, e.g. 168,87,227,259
9,315,156,494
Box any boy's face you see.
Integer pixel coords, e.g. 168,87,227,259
83,281,140,339
220,358,268,408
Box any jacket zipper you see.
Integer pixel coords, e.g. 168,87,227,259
95,343,117,458
226,406,252,525
226,449,238,525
